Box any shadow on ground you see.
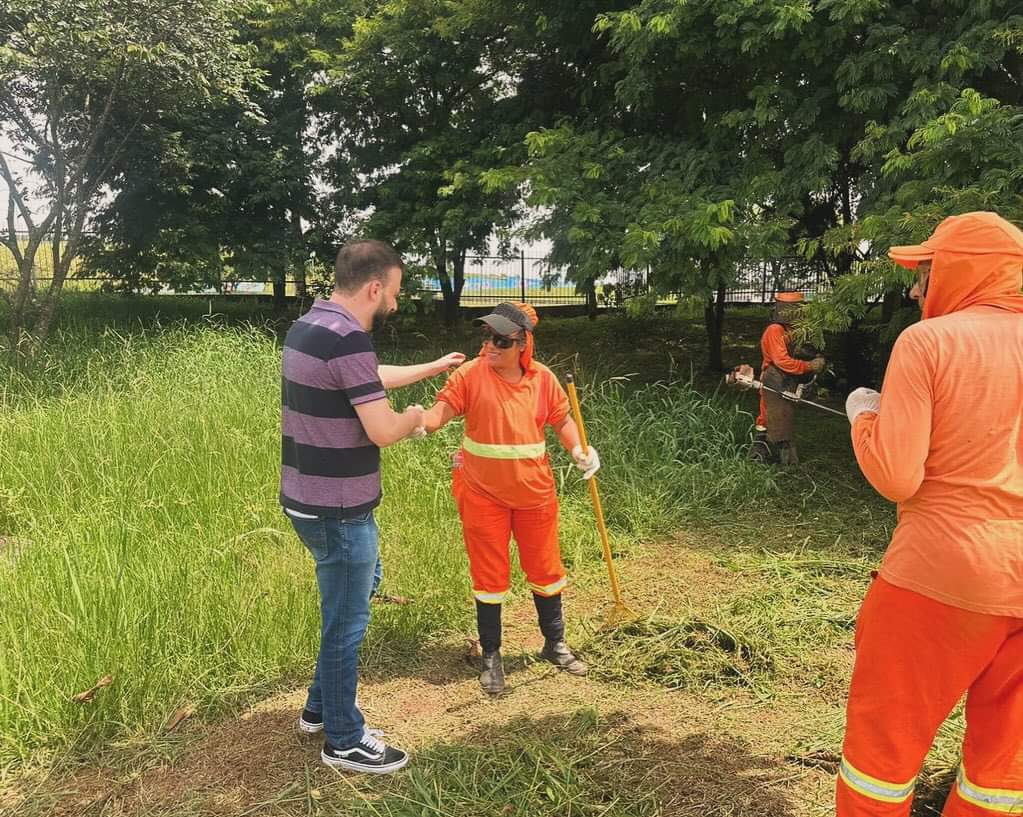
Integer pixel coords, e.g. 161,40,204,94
60,708,800,817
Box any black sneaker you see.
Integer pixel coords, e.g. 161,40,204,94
298,709,323,734
298,710,383,739
321,732,409,774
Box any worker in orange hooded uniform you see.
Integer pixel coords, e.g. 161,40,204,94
751,291,826,465
837,212,1023,816
421,303,599,696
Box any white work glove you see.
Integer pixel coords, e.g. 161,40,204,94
845,388,881,424
571,444,601,480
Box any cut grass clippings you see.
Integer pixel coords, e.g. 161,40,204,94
587,617,774,693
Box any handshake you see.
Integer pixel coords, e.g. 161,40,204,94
404,404,427,440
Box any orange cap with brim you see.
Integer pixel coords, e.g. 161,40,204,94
889,212,1023,269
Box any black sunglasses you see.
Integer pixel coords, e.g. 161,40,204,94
480,329,518,349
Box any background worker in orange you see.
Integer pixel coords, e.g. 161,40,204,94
838,211,1023,817
752,292,826,465
421,302,599,696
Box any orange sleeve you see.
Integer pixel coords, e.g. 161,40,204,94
545,372,570,426
436,365,469,417
851,331,933,502
762,323,811,375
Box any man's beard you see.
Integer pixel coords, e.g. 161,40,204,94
371,302,391,331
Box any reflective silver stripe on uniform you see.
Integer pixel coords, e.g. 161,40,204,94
462,436,546,460
529,577,567,596
955,765,1023,814
473,590,508,604
839,756,915,804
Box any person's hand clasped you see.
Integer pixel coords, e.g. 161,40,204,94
405,404,426,439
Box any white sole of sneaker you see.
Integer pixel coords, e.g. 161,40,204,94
298,717,323,734
320,751,409,774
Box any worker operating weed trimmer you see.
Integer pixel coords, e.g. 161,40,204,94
420,302,599,696
729,292,829,465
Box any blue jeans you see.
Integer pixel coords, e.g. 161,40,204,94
290,512,378,748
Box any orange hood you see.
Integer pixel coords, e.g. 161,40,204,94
923,251,1023,320
889,212,1023,320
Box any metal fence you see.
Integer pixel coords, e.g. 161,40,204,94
2,237,831,307
413,253,830,307
412,254,645,306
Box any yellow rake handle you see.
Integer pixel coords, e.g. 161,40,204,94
565,374,625,606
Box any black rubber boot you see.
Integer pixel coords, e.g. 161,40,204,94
533,593,588,676
475,600,505,695
479,649,506,696
540,639,589,676
476,600,502,654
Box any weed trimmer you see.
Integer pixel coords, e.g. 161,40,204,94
565,374,640,625
724,365,846,418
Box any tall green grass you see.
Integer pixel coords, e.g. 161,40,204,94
0,321,776,768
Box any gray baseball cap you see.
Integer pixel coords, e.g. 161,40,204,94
472,302,534,336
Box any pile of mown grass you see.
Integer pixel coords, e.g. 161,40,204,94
587,617,774,692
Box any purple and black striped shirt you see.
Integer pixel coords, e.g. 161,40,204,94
280,300,386,518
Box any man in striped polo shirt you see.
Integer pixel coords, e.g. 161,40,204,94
282,239,464,774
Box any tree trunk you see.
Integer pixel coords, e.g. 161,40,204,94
290,216,307,299
272,272,287,313
703,281,727,372
30,237,82,344
31,291,60,346
451,249,466,319
435,245,461,326
7,257,36,352
841,318,873,388
585,278,597,320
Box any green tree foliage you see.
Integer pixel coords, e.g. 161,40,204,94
0,0,253,348
6,0,1018,368
312,0,529,323
82,0,337,308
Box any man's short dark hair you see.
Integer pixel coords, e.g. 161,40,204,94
334,240,403,293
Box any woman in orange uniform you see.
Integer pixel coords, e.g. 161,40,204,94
422,302,599,695
838,212,1023,816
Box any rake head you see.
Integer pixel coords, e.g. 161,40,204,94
605,600,642,626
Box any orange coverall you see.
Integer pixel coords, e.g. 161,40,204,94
838,213,1023,816
436,356,571,603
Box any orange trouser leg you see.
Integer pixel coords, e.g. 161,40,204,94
837,578,1014,817
756,390,767,429
510,498,565,597
453,473,512,603
942,621,1023,817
